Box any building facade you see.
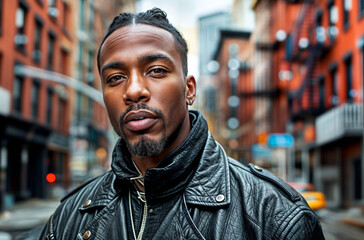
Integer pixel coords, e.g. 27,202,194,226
272,0,364,208
0,0,73,209
204,0,364,209
68,0,135,186
0,0,135,211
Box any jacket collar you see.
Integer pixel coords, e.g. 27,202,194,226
85,111,230,209
184,133,231,207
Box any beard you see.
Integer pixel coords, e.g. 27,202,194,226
125,135,167,157
118,103,166,157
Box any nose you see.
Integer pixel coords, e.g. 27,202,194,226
123,71,150,104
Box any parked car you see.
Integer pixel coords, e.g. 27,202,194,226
288,182,327,210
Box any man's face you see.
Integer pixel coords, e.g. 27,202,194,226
99,24,194,158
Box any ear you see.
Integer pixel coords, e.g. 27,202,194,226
185,75,197,106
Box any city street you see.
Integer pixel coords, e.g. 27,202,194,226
0,199,59,239
319,209,364,240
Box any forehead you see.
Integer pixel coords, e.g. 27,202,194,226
99,24,179,65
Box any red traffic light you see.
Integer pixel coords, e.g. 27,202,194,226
46,173,56,183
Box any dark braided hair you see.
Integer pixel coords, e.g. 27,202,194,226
97,8,189,77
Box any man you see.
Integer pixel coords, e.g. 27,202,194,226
27,8,324,239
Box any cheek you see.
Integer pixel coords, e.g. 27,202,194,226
103,93,122,131
160,83,187,121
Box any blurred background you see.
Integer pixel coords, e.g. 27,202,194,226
0,0,364,239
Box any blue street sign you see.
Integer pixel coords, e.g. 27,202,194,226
252,144,272,159
267,134,294,148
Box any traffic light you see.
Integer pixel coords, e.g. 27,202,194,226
46,173,56,183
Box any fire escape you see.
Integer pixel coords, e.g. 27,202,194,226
287,0,325,121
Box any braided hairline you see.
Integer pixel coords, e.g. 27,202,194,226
97,8,188,77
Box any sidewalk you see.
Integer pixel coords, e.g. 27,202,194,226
0,198,59,237
318,207,364,229
340,208,364,229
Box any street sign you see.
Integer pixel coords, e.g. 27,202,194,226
252,144,272,159
267,134,294,148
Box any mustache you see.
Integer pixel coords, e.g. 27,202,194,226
119,103,163,126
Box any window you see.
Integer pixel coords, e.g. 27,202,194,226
87,97,93,120
76,92,82,120
77,42,84,80
58,99,65,130
87,50,94,84
46,88,53,124
31,79,40,119
47,31,56,70
344,54,353,102
13,75,23,113
60,49,69,75
327,1,339,40
88,1,94,32
328,1,338,27
62,2,70,32
329,65,339,106
15,1,28,52
316,10,325,43
79,0,85,30
48,0,55,7
343,0,350,29
33,18,43,63
318,76,325,109
48,0,58,19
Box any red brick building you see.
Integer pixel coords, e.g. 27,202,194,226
0,0,135,210
212,30,252,161
209,0,364,209
270,0,364,208
0,0,73,208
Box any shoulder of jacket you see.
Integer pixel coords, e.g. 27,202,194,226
247,163,301,202
60,171,111,202
228,159,301,202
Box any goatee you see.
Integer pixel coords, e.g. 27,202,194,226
126,135,167,157
119,103,166,157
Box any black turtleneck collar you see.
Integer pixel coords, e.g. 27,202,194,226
111,110,209,203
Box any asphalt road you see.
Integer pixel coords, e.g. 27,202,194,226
319,210,364,240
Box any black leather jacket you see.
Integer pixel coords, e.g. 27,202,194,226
28,111,324,239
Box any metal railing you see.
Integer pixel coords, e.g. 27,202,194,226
316,103,363,145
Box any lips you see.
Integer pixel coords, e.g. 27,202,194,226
123,110,159,132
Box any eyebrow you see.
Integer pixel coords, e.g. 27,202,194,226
101,61,126,76
138,53,174,66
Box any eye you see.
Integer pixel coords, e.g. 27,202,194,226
148,68,168,77
106,75,126,85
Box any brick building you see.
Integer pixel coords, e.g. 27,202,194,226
68,0,134,186
0,0,135,210
253,0,364,208
212,30,252,161
0,0,73,209
206,0,364,209
284,0,364,208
